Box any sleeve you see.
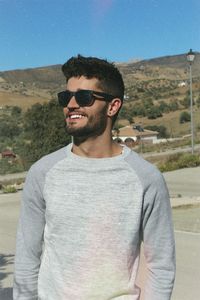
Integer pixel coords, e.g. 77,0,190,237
13,164,46,300
142,172,176,300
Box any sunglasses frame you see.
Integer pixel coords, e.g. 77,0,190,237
57,89,116,107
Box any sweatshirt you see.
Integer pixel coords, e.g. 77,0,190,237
13,144,175,300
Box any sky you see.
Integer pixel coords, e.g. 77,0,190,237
0,0,199,71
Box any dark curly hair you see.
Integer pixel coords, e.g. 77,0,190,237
62,54,124,102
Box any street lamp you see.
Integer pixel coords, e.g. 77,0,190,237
186,49,195,154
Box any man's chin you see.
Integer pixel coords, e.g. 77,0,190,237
66,127,93,145
66,126,88,137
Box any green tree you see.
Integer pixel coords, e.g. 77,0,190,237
179,111,191,123
131,104,146,117
146,106,162,119
180,91,195,109
0,117,22,140
118,105,134,120
142,98,153,109
11,106,22,117
168,101,179,111
159,101,170,113
23,99,71,164
181,96,190,108
144,125,169,138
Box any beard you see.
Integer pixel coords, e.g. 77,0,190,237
66,104,108,144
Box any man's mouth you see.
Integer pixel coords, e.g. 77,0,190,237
69,114,84,119
66,113,87,121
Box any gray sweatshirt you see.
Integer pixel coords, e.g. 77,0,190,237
13,144,175,300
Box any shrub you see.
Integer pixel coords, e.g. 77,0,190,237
147,106,162,119
2,185,17,193
0,158,25,175
144,125,169,138
179,111,191,123
158,153,200,172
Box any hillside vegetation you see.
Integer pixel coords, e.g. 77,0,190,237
0,52,200,176
0,52,200,138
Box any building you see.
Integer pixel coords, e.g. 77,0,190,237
1,149,16,159
113,125,159,145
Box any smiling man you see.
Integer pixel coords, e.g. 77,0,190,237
13,55,175,300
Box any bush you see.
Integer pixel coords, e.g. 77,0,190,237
181,96,190,108
144,125,169,138
179,111,191,123
23,99,71,163
0,158,25,175
147,106,162,119
2,185,17,193
159,101,170,113
158,153,200,172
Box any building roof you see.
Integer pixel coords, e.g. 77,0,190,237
1,149,16,157
113,125,159,138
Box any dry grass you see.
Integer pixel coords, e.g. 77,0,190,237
133,107,200,137
0,91,49,110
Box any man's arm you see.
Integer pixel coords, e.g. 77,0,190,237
13,165,46,300
142,172,176,300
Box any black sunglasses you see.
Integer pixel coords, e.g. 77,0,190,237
57,89,116,107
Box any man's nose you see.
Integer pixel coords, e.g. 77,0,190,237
67,95,80,108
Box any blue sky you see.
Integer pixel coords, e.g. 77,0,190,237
0,0,199,71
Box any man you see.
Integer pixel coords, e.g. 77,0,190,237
13,55,175,300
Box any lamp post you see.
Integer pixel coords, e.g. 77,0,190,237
186,49,195,154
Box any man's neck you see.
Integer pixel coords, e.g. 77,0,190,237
71,136,123,158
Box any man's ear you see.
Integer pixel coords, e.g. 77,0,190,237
107,98,122,117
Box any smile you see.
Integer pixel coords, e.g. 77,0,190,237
69,114,84,119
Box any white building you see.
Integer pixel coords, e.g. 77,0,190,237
113,125,159,144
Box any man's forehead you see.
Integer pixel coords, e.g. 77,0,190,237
66,76,100,90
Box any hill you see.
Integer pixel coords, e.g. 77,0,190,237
1,52,200,88
0,52,200,138
119,52,200,78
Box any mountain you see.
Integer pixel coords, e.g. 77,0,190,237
0,64,64,89
0,52,199,88
0,52,199,110
0,52,199,138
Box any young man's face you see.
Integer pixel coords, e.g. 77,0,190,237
63,76,110,139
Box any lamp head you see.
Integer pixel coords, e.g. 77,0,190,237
187,49,195,63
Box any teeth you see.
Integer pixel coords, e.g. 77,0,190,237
70,114,83,119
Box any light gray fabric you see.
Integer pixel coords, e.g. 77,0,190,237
13,144,175,300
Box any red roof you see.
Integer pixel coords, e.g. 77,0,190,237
1,150,16,158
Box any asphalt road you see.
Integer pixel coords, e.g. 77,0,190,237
163,167,200,198
0,167,200,300
137,231,200,300
0,193,21,299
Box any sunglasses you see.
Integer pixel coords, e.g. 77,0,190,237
57,89,116,107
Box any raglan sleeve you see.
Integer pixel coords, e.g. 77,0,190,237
142,170,176,300
13,164,46,300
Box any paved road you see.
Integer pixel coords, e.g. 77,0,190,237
0,193,21,299
163,167,200,198
0,167,200,299
137,231,200,300
142,144,200,158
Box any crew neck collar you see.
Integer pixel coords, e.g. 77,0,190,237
66,143,130,162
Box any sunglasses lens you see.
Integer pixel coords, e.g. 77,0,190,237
58,90,95,107
58,91,71,107
76,90,93,106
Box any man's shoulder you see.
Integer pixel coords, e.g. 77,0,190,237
125,148,163,184
28,146,68,177
125,148,157,171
